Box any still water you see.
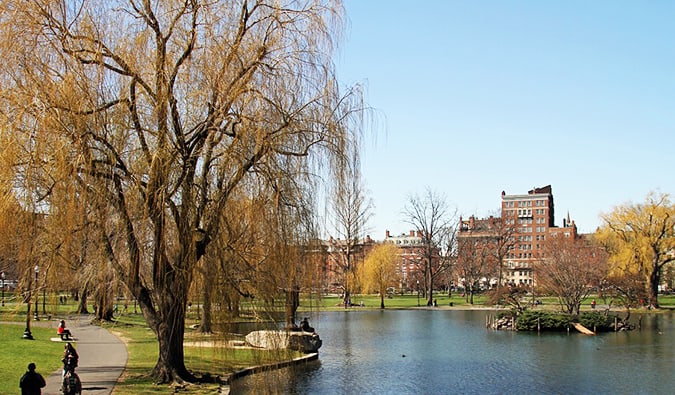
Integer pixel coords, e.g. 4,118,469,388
231,309,675,394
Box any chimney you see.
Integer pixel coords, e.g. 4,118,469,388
386,230,390,238
410,230,415,237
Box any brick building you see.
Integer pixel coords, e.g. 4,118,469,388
383,230,429,291
501,185,577,286
457,215,503,289
457,185,578,288
320,235,376,293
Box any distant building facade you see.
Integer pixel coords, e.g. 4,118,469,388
383,230,428,291
317,235,375,293
457,215,502,289
457,185,578,288
501,185,577,286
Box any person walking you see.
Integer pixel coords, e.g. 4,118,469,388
62,370,82,395
62,343,79,377
19,362,46,395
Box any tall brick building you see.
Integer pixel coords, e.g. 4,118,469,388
501,185,577,285
458,185,577,287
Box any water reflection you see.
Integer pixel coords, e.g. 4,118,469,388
231,310,675,394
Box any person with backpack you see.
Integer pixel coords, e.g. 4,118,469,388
61,343,79,377
62,370,82,395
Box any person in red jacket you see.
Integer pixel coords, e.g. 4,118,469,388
58,320,73,340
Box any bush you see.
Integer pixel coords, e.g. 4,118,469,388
515,311,571,331
579,311,618,332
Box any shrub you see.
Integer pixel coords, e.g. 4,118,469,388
579,311,618,332
515,311,571,331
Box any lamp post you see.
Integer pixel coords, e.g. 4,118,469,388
1,271,5,307
33,265,39,321
42,281,46,316
23,270,33,339
417,280,420,307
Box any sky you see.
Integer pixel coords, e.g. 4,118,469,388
335,0,675,239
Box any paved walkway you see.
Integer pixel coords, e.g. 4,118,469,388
44,316,127,395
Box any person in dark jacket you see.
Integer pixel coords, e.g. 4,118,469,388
19,362,46,395
62,370,82,395
62,342,79,377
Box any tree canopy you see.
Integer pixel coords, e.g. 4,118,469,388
403,188,457,306
361,243,399,309
596,192,675,308
0,0,362,384
536,234,608,315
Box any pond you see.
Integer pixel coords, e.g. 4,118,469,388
230,309,675,394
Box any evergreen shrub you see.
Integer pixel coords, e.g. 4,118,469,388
579,311,615,332
515,311,570,331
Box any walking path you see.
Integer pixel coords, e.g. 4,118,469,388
44,316,127,395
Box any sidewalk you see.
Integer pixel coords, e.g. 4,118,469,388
44,317,127,395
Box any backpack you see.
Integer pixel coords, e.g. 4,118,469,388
63,372,81,395
64,353,78,370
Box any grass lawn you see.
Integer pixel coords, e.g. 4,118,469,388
0,324,65,395
303,292,490,310
102,314,303,394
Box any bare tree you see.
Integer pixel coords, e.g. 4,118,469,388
327,143,371,307
489,214,516,288
457,214,511,303
536,235,608,315
403,189,457,306
604,270,646,318
0,0,361,384
456,235,495,304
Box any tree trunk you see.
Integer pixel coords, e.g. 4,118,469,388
648,266,660,308
75,281,89,314
380,293,385,309
426,269,434,306
152,303,193,383
200,280,212,334
94,282,114,321
285,287,299,328
95,291,114,321
343,290,351,308
140,272,195,384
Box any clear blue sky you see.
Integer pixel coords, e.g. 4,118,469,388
336,0,675,238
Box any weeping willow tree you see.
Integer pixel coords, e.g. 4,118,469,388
197,177,321,332
0,0,363,384
596,192,675,309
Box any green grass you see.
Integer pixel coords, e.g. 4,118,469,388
103,313,303,394
302,292,490,310
0,324,65,395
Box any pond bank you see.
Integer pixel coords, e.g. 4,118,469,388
220,352,318,394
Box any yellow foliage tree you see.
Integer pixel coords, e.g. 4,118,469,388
596,192,675,308
361,243,399,309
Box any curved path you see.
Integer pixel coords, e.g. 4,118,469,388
44,316,127,395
